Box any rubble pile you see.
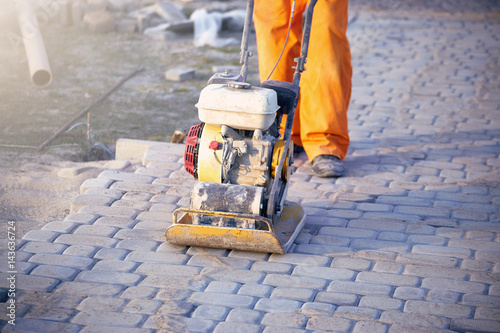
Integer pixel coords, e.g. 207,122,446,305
41,0,246,39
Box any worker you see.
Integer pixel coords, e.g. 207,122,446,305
254,0,352,177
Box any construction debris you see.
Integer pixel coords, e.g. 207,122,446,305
165,68,195,82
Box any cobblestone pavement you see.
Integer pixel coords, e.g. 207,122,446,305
1,3,500,333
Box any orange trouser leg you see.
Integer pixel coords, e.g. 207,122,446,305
254,0,352,161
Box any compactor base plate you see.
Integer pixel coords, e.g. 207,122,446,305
165,202,306,254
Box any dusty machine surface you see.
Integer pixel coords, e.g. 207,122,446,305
165,0,318,253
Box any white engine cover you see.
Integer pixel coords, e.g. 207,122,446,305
196,83,279,130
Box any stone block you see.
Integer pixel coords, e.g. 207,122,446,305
84,10,115,33
165,68,195,82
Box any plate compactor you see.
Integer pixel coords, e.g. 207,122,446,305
165,0,318,253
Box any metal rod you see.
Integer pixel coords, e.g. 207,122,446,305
239,0,254,82
37,67,144,151
292,0,317,86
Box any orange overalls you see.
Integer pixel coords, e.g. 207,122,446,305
254,0,352,161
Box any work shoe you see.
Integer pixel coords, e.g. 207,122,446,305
312,155,344,177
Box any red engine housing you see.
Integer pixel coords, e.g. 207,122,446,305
184,123,204,178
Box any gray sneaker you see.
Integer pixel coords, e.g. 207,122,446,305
312,155,344,177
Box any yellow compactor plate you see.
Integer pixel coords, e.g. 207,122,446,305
165,202,306,254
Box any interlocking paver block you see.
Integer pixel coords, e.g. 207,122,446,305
270,287,316,302
190,292,254,308
379,310,449,329
56,281,125,296
71,311,144,327
30,264,79,280
200,267,264,284
77,297,127,312
261,312,307,328
404,300,473,318
192,305,229,320
327,280,392,296
213,322,261,333
2,319,80,333
306,316,352,332
254,298,301,313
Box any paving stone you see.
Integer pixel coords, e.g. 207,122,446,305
54,234,119,248
356,271,419,287
254,298,301,313
404,300,473,318
396,252,459,267
190,292,254,308
21,241,67,254
111,182,166,194
205,281,241,294
332,257,373,271
93,259,137,272
72,310,144,327
411,244,472,259
156,301,194,316
264,274,328,290
199,265,264,283
319,226,378,239
71,194,115,213
268,253,331,266
23,305,75,322
292,265,356,281
427,290,461,304
226,308,262,324
192,305,229,320
80,326,153,333
359,295,404,310
42,221,78,233
352,238,410,252
270,287,316,302
94,248,130,260
348,219,406,232
450,318,500,333
187,255,252,270
394,287,426,300
94,216,136,229
327,280,392,296
378,231,407,242
22,230,59,242
261,312,307,328
421,277,487,294
0,273,59,292
380,310,449,329
98,170,155,183
475,307,500,321
56,281,125,296
403,264,467,280
80,178,114,193
2,319,80,333
120,286,157,299
30,264,79,280
373,261,403,274
462,293,500,307
251,261,292,274
306,315,352,332
294,243,353,256
135,263,201,277
117,239,159,251
314,287,359,306
352,320,388,333
238,284,273,298
77,296,127,312
28,253,95,270
63,245,98,257
213,321,261,333
125,251,188,265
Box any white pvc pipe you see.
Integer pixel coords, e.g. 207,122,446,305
15,0,52,87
